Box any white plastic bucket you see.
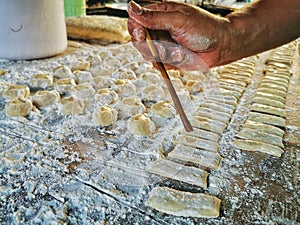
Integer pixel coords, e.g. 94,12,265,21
0,0,67,60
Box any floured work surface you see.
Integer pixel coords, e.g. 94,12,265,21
0,40,299,224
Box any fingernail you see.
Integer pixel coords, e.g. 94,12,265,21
129,1,143,15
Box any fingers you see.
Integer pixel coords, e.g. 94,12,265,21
128,1,186,32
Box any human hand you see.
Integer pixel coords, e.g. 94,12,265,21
127,1,231,70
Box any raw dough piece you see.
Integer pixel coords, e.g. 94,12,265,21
218,78,247,87
54,78,76,94
94,88,118,105
66,15,130,44
74,83,95,99
250,103,286,118
170,78,184,90
174,134,219,152
30,73,53,89
219,89,242,99
218,82,245,94
128,113,156,136
74,70,93,84
252,96,285,109
146,186,221,218
260,82,288,93
5,97,32,117
255,91,285,104
2,85,30,100
60,96,85,115
256,87,287,99
146,159,208,188
169,144,222,169
220,73,251,84
0,69,7,76
150,100,176,118
235,128,284,148
185,80,203,93
112,79,136,97
191,116,227,135
263,76,289,86
248,112,286,128
180,127,220,143
32,90,60,108
142,85,166,101
207,95,238,106
194,107,231,123
53,65,73,79
244,120,285,138
93,76,112,90
199,101,234,115
121,97,146,117
233,139,284,157
71,59,90,71
92,105,118,126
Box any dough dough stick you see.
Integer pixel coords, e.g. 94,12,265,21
145,29,193,132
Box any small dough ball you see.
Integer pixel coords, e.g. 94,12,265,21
53,65,73,79
2,85,30,100
185,80,203,93
128,113,156,136
32,90,60,107
74,70,93,84
121,97,146,117
30,73,53,89
94,88,118,105
171,78,184,90
142,85,166,101
151,100,176,118
113,69,137,80
92,105,118,126
60,96,85,115
54,78,76,94
93,76,112,89
112,79,136,97
139,72,161,86
71,59,90,71
5,97,33,117
74,83,95,99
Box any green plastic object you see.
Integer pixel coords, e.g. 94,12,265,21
64,0,86,17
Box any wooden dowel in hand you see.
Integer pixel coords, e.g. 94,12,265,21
144,29,193,132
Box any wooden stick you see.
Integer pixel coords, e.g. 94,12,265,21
145,29,193,132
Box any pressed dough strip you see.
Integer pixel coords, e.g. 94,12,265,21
146,159,208,188
146,187,221,218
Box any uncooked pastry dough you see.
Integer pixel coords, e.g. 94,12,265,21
94,88,118,105
121,97,146,117
174,134,219,152
2,85,30,100
191,116,227,134
74,70,93,84
180,127,220,143
71,59,90,71
60,96,85,115
233,139,284,157
53,65,73,79
244,120,285,138
5,97,33,117
250,103,286,118
255,91,285,104
92,105,118,126
150,100,176,118
74,83,95,99
32,90,60,108
235,128,284,148
252,96,285,109
185,80,203,93
30,73,53,89
169,144,222,169
128,113,156,136
65,15,130,44
248,112,286,128
146,186,221,218
142,85,166,101
54,78,76,94
146,159,208,188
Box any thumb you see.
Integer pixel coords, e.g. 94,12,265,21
127,1,187,33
